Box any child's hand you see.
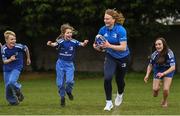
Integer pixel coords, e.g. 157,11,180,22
81,40,89,47
26,58,31,65
144,76,149,83
84,40,89,45
10,55,16,61
156,72,164,78
47,41,52,46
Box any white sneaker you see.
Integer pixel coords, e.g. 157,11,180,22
115,92,123,106
104,100,113,111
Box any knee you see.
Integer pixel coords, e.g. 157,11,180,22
153,88,159,92
66,78,74,84
8,80,16,85
104,78,112,83
66,81,74,86
104,74,112,81
57,83,64,89
163,89,169,96
104,71,113,79
153,89,159,97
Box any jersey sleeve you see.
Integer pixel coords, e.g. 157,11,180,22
117,26,127,42
1,46,7,61
56,39,64,49
149,51,157,65
149,55,153,65
167,50,176,66
56,39,64,45
16,43,28,52
72,39,81,47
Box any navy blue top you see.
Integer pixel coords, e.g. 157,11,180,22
56,38,81,61
149,49,176,73
1,43,27,71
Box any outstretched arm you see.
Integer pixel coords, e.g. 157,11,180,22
144,64,153,83
47,41,58,47
80,40,89,47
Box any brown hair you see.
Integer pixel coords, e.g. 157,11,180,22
4,30,16,40
56,23,75,40
105,9,125,25
152,37,169,64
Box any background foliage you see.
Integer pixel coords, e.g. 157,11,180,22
0,0,179,71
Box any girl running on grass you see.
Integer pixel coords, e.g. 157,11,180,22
144,37,176,108
47,23,88,107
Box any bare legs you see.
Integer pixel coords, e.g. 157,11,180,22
153,79,161,97
153,77,172,108
161,77,172,107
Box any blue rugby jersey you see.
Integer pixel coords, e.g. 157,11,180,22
1,43,27,71
56,38,81,61
149,49,176,72
98,23,130,59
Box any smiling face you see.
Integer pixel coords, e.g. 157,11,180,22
5,35,16,48
155,39,164,52
104,14,115,28
64,29,73,40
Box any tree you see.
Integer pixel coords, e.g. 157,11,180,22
0,0,179,71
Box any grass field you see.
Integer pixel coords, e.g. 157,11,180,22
0,72,180,115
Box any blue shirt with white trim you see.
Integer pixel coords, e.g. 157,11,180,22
1,43,27,71
149,49,176,72
98,23,130,59
56,38,81,61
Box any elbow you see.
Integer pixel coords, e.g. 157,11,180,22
3,61,8,64
121,47,126,51
170,65,176,72
173,65,176,71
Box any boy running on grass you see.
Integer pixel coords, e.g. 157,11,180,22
1,30,31,105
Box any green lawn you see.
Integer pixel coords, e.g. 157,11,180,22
0,72,179,115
